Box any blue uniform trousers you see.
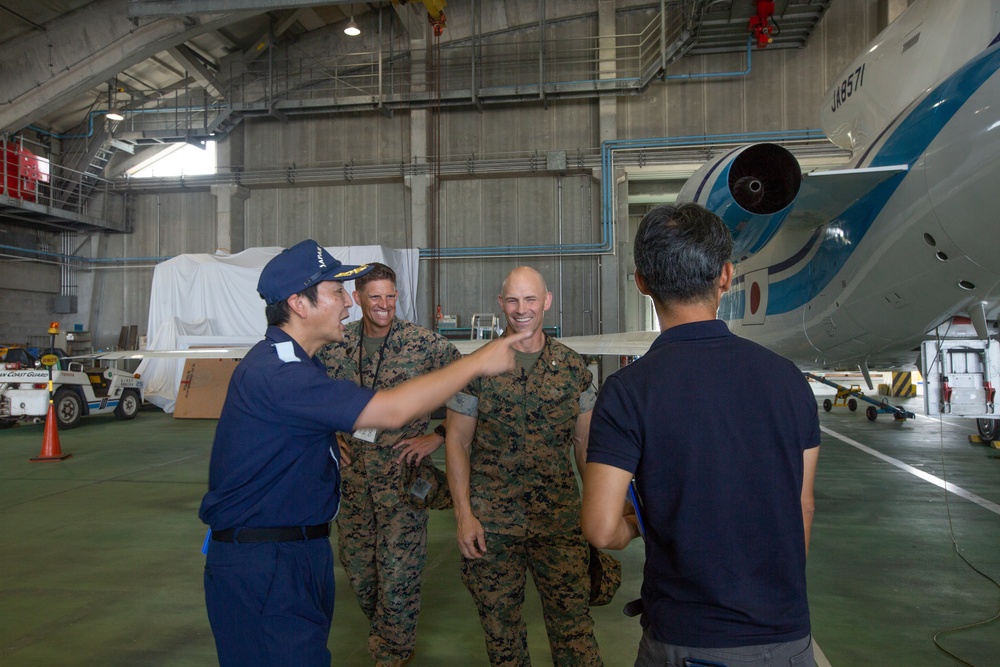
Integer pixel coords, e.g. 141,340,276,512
204,538,335,667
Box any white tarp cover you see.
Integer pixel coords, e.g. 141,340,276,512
138,245,418,412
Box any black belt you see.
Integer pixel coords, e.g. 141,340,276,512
212,523,330,543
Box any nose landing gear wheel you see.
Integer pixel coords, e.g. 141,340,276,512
976,418,1000,441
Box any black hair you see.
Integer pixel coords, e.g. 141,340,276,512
354,262,396,292
633,203,734,305
264,283,321,326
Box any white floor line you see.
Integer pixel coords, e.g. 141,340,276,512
914,413,978,430
820,425,1000,517
814,640,832,667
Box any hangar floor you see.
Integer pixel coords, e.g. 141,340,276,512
1,389,998,667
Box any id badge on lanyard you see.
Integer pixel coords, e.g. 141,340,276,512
353,427,378,442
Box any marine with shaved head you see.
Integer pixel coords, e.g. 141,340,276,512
445,266,604,667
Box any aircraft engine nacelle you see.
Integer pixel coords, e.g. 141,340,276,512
677,143,801,258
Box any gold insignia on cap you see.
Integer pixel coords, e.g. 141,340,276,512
333,264,369,278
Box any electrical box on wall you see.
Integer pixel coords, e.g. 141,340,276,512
52,295,77,314
546,150,567,172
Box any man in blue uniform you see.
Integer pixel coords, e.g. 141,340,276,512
199,240,526,667
582,204,820,667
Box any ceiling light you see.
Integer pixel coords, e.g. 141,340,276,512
106,108,124,121
344,17,360,36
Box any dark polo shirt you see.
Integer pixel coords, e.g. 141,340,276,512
200,326,375,531
588,319,819,648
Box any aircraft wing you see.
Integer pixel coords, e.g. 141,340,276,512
451,332,658,357
93,331,658,362
557,332,658,356
787,165,908,230
93,347,251,360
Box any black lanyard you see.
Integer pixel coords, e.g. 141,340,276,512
356,321,393,390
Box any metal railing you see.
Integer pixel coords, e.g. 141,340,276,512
225,9,679,111
108,2,693,141
1,136,124,230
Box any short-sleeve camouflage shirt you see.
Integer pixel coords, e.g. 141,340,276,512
452,336,593,537
319,318,462,448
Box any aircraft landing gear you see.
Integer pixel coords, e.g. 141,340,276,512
976,418,1000,442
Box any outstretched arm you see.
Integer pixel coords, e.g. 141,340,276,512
354,332,527,431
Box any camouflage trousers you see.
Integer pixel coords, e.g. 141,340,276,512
460,530,604,667
337,446,428,665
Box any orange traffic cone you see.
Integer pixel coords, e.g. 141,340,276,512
30,403,71,462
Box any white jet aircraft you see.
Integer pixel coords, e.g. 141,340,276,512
676,0,1000,437
460,0,1000,435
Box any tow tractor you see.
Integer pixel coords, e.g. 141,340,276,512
805,372,915,422
0,347,144,430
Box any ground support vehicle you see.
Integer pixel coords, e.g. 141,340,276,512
0,361,144,429
806,372,914,422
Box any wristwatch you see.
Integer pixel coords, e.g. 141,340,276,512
433,423,447,438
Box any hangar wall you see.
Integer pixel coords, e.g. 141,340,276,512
1,0,883,352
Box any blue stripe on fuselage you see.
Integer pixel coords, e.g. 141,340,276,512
724,42,1000,318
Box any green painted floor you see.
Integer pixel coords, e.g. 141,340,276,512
1,391,998,666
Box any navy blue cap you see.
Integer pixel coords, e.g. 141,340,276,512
257,240,373,305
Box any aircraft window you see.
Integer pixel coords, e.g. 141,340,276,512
959,281,975,291
936,251,948,262
923,233,936,246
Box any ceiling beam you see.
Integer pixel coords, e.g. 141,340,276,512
0,4,47,31
168,44,225,98
0,0,253,134
128,0,354,18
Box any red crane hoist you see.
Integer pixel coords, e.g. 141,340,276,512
748,0,776,49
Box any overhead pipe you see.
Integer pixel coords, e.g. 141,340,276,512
28,110,116,140
27,104,225,142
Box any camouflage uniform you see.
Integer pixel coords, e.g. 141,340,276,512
319,318,460,665
449,336,602,667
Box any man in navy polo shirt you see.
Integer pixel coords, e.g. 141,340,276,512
582,204,820,667
199,240,526,667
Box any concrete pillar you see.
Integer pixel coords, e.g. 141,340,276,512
211,185,250,254
407,18,431,249
597,0,620,339
408,110,430,250
598,0,619,146
216,123,245,174
406,19,434,326
596,0,623,383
